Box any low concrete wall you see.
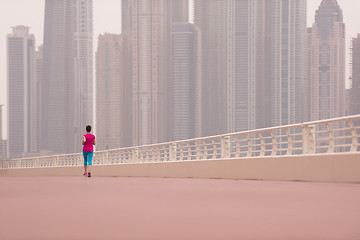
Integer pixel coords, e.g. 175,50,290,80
1,153,360,183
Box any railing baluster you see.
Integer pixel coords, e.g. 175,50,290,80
270,130,277,156
221,136,230,158
285,128,293,155
246,134,252,157
302,124,315,154
325,123,335,153
259,132,265,157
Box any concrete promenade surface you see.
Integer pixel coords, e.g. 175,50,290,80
1,177,360,240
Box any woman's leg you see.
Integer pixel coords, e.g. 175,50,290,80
83,151,88,173
87,152,93,175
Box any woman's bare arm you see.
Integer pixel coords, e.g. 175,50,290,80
82,136,86,145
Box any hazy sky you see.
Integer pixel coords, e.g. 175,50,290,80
1,0,360,138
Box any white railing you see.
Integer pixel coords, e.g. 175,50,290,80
1,115,360,169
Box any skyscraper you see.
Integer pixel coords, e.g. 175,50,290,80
7,26,38,158
43,0,76,154
303,27,313,122
267,0,306,127
350,34,360,115
122,0,188,146
31,45,43,155
171,23,202,141
194,0,235,136
96,33,131,150
309,0,345,121
194,0,306,135
234,0,267,131
73,0,94,142
42,0,93,154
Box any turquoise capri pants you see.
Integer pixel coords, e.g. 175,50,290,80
83,151,94,166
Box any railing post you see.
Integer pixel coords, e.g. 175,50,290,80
169,143,177,161
270,130,277,156
105,151,109,165
221,136,230,159
285,128,293,155
132,148,139,163
195,141,201,160
35,157,40,168
302,124,315,154
325,123,335,153
246,134,252,157
348,120,359,152
55,156,60,167
259,132,266,156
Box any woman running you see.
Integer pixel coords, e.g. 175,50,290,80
83,125,96,177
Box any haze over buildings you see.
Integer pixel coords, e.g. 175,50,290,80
2,0,358,158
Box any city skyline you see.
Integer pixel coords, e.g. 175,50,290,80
1,0,359,140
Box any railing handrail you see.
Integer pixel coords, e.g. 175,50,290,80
1,114,360,169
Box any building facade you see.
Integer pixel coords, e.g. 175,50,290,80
350,34,360,115
96,33,132,150
194,0,235,136
7,26,38,159
171,23,202,141
43,0,75,154
303,28,313,122
122,0,188,146
267,0,306,127
309,0,345,121
234,0,267,131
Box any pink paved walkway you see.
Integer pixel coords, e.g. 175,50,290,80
1,177,360,240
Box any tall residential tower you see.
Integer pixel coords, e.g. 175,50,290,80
194,0,306,136
309,0,345,121
73,0,94,140
96,33,132,150
350,34,360,115
7,26,38,158
42,0,93,154
171,23,202,140
122,0,188,146
43,0,76,154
